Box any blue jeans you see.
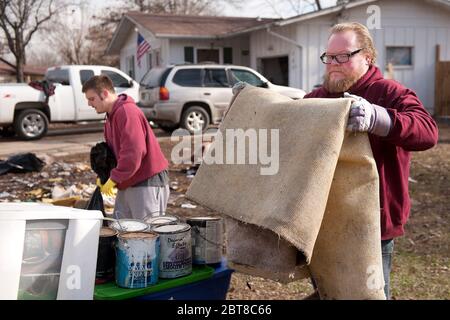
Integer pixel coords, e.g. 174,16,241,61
381,239,394,300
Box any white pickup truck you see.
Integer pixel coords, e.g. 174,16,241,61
0,65,139,140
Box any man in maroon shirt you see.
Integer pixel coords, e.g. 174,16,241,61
82,75,170,220
303,22,438,299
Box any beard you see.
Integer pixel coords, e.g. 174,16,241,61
323,71,361,93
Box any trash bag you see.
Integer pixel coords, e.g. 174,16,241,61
86,186,105,215
0,153,45,175
90,142,117,184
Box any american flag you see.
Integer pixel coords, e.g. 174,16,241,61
137,33,151,67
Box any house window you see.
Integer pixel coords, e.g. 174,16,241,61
184,47,194,63
126,56,135,78
224,47,233,64
155,51,160,67
386,47,413,67
147,52,153,70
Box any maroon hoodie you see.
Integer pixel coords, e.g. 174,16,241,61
105,94,168,190
304,65,438,240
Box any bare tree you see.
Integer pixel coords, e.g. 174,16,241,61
263,0,334,18
0,0,66,82
126,0,243,15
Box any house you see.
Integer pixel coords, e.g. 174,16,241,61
106,13,277,82
107,0,450,115
0,62,47,83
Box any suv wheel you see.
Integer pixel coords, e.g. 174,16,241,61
14,109,49,140
181,106,210,133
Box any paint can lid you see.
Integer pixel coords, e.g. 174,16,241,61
109,219,148,232
118,231,158,239
152,223,191,234
186,216,222,221
100,227,118,237
144,215,179,225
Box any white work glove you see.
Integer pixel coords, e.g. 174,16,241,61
344,92,392,137
232,81,247,96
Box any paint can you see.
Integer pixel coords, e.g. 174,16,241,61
95,227,118,284
144,215,179,229
115,231,160,289
186,216,223,265
109,219,148,233
152,223,192,279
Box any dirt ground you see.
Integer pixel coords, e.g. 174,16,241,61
0,121,448,300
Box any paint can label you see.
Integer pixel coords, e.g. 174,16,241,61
187,217,223,264
115,232,160,288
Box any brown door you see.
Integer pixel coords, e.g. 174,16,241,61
197,49,220,63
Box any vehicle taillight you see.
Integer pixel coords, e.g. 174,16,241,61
159,87,170,101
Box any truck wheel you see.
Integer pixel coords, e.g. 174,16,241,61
14,109,49,140
181,106,210,134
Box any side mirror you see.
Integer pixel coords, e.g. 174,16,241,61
129,79,134,88
259,82,269,89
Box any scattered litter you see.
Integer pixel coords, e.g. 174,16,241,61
408,177,418,183
0,192,10,198
181,203,197,209
52,185,80,200
0,153,45,175
40,172,49,178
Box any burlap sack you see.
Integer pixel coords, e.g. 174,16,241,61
186,86,385,299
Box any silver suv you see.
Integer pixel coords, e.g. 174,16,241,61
138,64,306,133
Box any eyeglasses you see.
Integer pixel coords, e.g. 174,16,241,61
320,48,364,64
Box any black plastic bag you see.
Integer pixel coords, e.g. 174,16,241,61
90,142,117,184
0,153,45,175
86,186,105,215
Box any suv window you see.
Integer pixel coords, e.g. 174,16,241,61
101,70,131,88
204,69,229,87
80,70,94,85
172,69,202,87
141,67,169,88
230,69,264,87
46,69,70,85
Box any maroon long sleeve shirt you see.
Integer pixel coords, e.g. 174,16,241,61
105,94,168,190
304,65,438,240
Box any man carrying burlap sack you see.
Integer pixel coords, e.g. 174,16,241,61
301,22,438,299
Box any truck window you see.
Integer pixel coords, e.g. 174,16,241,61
229,69,264,87
101,70,131,88
172,69,202,87
204,69,229,88
46,69,70,86
80,70,95,85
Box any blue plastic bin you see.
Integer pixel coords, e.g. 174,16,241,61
135,260,234,300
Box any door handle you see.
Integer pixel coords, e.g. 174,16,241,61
203,92,211,96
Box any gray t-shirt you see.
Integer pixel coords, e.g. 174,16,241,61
132,169,169,187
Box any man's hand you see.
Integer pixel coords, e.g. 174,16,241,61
344,92,392,137
100,178,117,197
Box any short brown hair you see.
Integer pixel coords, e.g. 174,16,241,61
329,22,377,65
82,75,115,95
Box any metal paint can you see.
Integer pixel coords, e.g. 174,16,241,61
186,216,223,265
115,231,160,289
109,219,149,233
152,223,192,279
144,215,179,229
95,227,118,284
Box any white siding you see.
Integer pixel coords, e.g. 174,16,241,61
275,0,450,112
119,28,166,82
249,24,302,88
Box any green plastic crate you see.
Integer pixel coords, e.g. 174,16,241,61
94,265,215,300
